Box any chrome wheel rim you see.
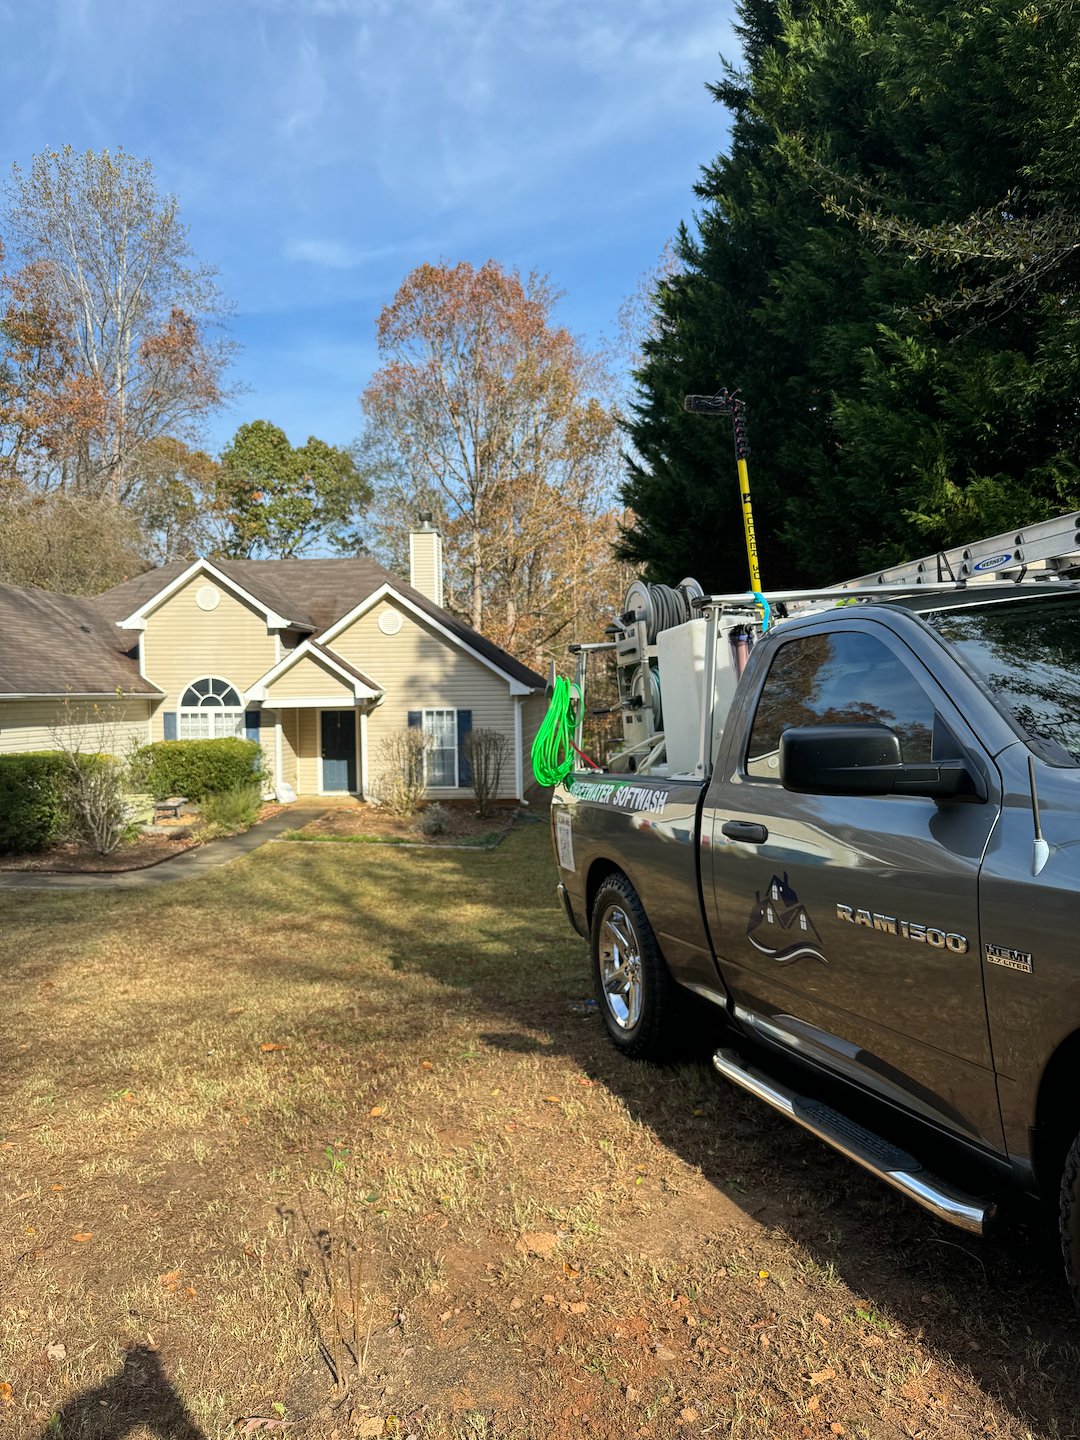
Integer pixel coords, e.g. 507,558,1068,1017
599,904,643,1030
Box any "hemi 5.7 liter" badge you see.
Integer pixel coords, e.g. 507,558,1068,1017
985,943,1033,974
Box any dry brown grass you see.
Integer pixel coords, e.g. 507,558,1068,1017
1,827,1079,1439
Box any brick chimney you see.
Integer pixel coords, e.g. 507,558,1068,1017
408,512,444,607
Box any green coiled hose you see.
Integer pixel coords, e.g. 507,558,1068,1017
531,676,583,787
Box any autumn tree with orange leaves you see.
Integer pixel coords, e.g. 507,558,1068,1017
0,148,235,590
1,147,233,499
359,260,626,667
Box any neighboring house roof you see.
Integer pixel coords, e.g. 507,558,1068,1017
92,556,547,691
0,582,161,697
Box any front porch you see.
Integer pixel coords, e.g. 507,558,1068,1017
273,705,370,798
247,639,385,799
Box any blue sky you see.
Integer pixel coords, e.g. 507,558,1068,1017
1,0,738,456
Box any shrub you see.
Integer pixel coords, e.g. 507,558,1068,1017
414,802,452,837
139,737,261,802
58,751,132,855
198,781,263,838
375,728,430,816
464,728,511,817
0,753,70,853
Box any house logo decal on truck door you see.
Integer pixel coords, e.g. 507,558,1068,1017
747,873,828,966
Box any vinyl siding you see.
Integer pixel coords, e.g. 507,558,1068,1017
330,600,518,798
408,532,443,606
278,709,299,789
296,709,318,795
142,577,278,741
0,698,153,755
520,693,547,797
264,653,354,702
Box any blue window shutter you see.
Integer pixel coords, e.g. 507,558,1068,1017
457,709,473,788
244,708,262,743
407,710,422,729
163,712,177,741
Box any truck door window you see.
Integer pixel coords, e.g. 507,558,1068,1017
745,632,936,780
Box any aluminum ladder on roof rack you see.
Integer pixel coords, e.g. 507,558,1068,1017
833,511,1080,589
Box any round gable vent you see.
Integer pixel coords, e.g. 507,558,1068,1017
196,584,220,612
378,608,403,636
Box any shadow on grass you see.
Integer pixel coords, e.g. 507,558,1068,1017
257,826,1080,1440
8,822,1080,1436
38,1347,205,1440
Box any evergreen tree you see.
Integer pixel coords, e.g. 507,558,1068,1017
622,1,1080,586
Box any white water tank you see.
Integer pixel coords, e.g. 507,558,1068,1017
656,619,707,775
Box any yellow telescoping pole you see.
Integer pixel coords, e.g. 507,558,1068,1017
683,389,762,596
736,453,761,593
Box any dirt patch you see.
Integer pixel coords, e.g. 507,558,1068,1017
286,799,518,846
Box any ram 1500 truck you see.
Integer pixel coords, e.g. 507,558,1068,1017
549,568,1080,1306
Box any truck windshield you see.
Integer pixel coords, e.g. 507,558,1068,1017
927,593,1080,764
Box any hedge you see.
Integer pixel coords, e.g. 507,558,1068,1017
139,737,262,802
0,752,72,853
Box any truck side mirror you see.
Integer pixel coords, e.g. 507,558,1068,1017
779,724,984,801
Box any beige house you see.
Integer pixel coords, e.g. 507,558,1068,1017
0,523,547,802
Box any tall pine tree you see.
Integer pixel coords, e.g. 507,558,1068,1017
622,1,1080,586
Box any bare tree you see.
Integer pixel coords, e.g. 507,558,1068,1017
2,146,235,499
463,728,511,817
359,260,623,663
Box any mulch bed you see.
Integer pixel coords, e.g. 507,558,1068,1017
0,803,285,873
0,833,199,873
287,799,520,846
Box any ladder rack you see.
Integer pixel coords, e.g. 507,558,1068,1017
833,511,1080,589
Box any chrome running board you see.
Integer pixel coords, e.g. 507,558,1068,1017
711,1047,995,1235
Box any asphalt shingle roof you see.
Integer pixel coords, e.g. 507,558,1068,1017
0,583,159,697
91,557,546,690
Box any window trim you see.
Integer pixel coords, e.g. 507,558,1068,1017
176,675,245,742
422,707,459,789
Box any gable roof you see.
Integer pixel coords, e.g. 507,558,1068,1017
247,638,382,702
0,583,160,697
92,557,546,691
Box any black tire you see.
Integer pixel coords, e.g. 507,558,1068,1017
590,873,680,1061
1059,1130,1080,1312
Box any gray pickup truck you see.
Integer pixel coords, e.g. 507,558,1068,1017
550,568,1080,1306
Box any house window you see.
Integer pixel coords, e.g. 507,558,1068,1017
423,709,457,787
178,677,245,740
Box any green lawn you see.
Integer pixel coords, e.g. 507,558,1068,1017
1,826,1077,1439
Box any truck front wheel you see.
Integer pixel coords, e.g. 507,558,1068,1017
590,874,679,1061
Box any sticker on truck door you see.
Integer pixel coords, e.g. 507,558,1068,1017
555,808,575,873
747,872,828,966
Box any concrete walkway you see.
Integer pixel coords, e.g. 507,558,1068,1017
0,805,327,892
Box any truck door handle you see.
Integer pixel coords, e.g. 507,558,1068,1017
721,821,769,844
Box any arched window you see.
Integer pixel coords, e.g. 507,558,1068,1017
178,677,245,740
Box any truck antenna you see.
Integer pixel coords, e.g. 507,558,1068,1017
1028,754,1050,876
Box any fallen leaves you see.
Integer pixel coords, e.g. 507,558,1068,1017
808,1366,836,1387
369,1106,386,1118
45,1342,66,1363
353,1421,384,1439
516,1231,559,1259
71,1232,92,1243
259,1042,284,1053
159,1269,182,1292
0,1382,12,1405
